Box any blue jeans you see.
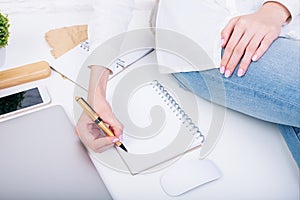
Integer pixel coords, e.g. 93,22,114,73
172,37,300,168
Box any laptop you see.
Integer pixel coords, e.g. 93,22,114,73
0,105,112,200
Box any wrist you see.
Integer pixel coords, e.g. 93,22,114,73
87,66,111,106
260,2,291,25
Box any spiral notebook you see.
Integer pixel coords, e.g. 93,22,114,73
97,57,207,175
73,49,214,175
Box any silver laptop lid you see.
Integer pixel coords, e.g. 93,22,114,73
0,105,112,200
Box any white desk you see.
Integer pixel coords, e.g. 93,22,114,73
1,9,299,200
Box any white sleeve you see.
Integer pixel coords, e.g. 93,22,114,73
88,0,134,50
262,0,300,23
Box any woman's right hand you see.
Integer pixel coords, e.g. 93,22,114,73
75,66,124,153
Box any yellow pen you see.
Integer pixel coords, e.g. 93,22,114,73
75,96,128,152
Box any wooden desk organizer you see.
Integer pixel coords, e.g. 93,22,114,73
0,61,51,89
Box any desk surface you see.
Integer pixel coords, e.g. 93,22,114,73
0,9,299,200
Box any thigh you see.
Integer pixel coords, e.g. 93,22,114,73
172,37,300,127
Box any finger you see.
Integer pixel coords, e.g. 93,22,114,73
222,29,255,77
220,23,245,74
90,120,122,141
110,117,124,137
223,45,245,78
221,17,239,47
237,33,264,77
101,112,124,137
87,123,106,138
76,113,119,153
109,126,123,140
252,32,278,62
76,114,95,141
77,125,99,147
76,120,105,146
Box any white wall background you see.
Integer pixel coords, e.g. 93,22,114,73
0,0,93,14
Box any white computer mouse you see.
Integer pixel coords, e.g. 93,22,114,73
160,159,222,196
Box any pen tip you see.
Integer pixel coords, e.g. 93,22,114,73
119,144,128,152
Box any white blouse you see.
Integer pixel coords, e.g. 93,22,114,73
89,0,300,73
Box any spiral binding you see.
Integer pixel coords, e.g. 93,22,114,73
79,40,90,52
151,80,205,143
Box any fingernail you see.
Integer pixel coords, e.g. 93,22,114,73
252,54,258,61
220,38,224,46
237,68,244,77
119,135,123,141
112,138,119,143
225,70,231,78
219,66,225,74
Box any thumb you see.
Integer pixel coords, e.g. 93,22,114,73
104,115,124,139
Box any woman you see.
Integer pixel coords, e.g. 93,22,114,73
76,0,300,168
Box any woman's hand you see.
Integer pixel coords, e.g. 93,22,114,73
220,2,291,77
75,66,124,153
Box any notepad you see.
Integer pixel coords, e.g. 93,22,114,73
104,64,206,174
51,40,154,84
73,50,219,175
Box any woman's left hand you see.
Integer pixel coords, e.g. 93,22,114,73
220,2,291,77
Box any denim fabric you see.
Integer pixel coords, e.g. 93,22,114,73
172,37,300,168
